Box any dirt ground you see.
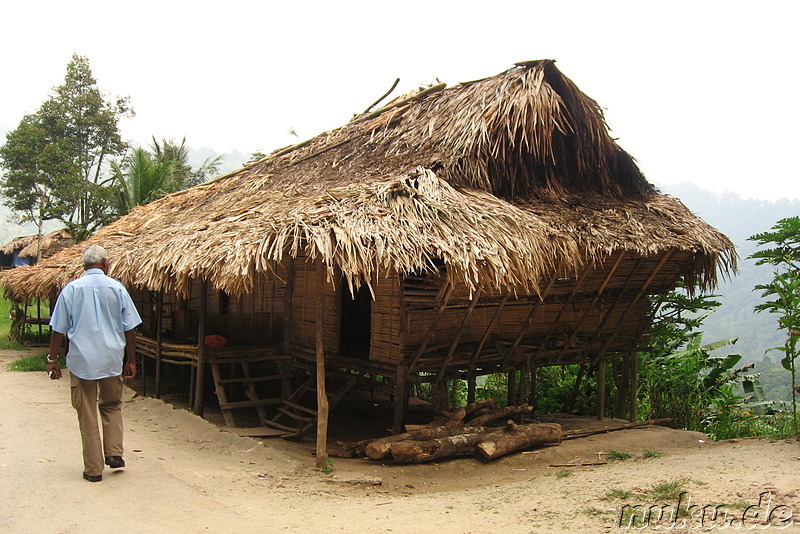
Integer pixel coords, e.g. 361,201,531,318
1,348,799,534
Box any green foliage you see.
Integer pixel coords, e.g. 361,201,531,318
749,216,800,270
703,385,763,440
8,353,65,372
749,216,800,440
641,450,664,459
111,148,178,213
110,138,222,214
0,54,131,241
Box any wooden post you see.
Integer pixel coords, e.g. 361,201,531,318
467,374,477,404
392,364,409,434
519,356,531,405
507,370,517,407
315,262,330,470
629,352,638,422
155,291,163,399
597,358,606,421
192,282,208,416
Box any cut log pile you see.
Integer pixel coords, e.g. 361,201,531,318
333,400,563,463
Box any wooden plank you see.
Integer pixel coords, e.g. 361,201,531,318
219,398,284,409
220,426,289,438
211,363,236,427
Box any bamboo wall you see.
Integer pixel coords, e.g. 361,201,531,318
399,250,688,371
130,261,288,345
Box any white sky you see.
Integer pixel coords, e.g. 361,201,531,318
1,1,798,201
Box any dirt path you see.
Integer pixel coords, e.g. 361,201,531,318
1,349,799,533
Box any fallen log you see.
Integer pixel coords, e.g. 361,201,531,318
388,432,487,463
466,404,533,427
475,422,562,461
366,425,486,460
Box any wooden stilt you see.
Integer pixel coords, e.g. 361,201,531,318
597,358,606,421
193,282,208,416
155,291,163,399
315,263,330,470
629,352,638,422
392,364,409,434
507,370,517,407
467,374,477,404
519,356,531,405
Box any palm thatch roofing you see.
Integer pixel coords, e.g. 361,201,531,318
0,229,74,261
1,60,735,301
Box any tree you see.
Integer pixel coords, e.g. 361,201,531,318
0,114,74,260
0,54,132,241
110,148,176,213
110,138,222,214
750,216,800,439
151,137,221,189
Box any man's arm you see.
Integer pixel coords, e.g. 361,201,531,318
47,331,64,380
123,328,137,380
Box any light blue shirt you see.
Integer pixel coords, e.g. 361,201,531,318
50,269,142,380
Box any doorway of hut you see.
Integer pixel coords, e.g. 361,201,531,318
339,280,371,359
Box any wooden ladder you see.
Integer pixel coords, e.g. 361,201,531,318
264,373,360,440
210,360,290,428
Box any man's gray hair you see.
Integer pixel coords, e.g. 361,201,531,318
82,245,108,268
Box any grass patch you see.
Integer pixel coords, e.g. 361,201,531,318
604,488,633,500
555,469,573,479
608,450,632,461
8,352,64,372
641,450,664,459
649,477,690,501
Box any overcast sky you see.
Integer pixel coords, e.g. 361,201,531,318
1,1,797,201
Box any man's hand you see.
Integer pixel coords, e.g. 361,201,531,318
123,360,137,380
46,361,62,380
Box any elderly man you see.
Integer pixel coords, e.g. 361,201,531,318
46,245,142,482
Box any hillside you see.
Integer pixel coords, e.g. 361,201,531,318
660,183,800,365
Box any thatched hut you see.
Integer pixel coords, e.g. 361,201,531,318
0,228,73,267
1,61,735,455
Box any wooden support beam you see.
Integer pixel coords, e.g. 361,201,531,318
407,281,454,373
467,294,510,382
155,291,163,399
283,257,295,352
597,358,606,421
435,289,482,384
594,251,673,364
629,352,638,423
556,252,625,363
192,281,208,416
587,257,647,367
315,262,330,470
392,364,409,434
509,269,561,357
533,261,594,364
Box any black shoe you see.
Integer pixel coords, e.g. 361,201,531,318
105,456,125,468
83,472,102,482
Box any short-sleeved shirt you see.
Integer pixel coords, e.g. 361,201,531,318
50,268,142,380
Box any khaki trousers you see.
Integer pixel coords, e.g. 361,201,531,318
69,373,124,476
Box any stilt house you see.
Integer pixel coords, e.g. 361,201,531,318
1,61,735,449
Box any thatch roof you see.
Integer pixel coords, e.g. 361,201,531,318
0,60,735,301
0,229,73,261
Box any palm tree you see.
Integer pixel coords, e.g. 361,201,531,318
151,137,222,188
110,147,176,214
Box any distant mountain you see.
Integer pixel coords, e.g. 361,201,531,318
658,183,800,365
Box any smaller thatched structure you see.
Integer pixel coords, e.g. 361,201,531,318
0,229,73,268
